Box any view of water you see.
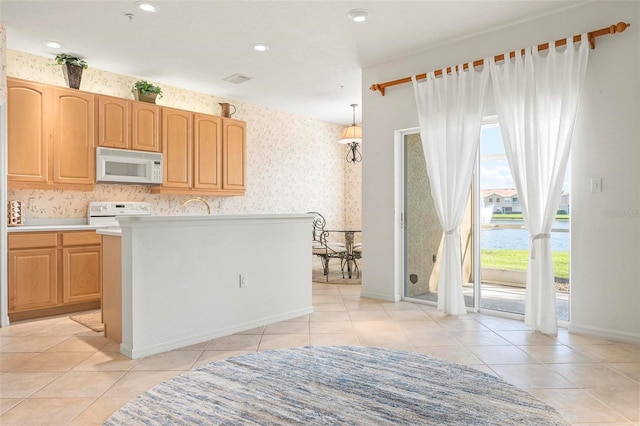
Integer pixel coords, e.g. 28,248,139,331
481,220,569,251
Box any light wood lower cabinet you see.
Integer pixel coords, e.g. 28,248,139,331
101,235,122,343
8,248,58,312
63,246,101,304
8,231,102,320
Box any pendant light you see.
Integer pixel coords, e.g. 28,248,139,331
338,104,362,163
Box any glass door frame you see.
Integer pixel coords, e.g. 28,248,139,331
396,118,569,325
394,127,480,311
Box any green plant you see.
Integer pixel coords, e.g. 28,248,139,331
54,53,88,69
133,80,163,98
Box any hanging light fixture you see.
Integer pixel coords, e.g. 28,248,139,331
338,104,362,163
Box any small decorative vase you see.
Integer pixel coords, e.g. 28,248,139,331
219,102,236,118
63,63,83,89
135,90,158,104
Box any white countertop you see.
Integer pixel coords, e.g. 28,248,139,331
7,218,107,233
117,213,314,226
96,228,122,236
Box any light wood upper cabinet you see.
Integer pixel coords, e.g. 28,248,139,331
98,97,161,152
7,77,246,195
7,79,51,184
98,95,129,149
223,118,246,192
152,112,245,196
194,113,222,191
52,88,96,186
7,78,95,191
161,107,193,189
131,101,161,152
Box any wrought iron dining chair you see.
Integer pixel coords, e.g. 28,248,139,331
308,212,347,281
352,243,362,278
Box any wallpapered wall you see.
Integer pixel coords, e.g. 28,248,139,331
6,50,362,230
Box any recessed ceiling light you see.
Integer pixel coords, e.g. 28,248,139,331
348,9,368,23
251,43,270,52
135,1,157,12
43,41,64,49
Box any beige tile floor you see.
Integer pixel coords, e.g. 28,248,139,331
1,282,638,425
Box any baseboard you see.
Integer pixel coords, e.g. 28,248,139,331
8,301,101,322
360,289,400,302
122,306,315,359
568,323,640,344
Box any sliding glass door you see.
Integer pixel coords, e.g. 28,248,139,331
402,132,474,308
478,120,570,320
401,123,569,321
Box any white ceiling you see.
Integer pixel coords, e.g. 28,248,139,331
0,0,582,124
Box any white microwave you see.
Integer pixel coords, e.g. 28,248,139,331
96,147,163,185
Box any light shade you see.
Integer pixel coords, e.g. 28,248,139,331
338,125,362,144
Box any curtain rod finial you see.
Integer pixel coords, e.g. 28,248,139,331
615,22,630,33
370,83,386,96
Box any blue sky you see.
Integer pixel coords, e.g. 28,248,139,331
480,124,571,192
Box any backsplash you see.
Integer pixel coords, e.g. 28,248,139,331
6,49,361,230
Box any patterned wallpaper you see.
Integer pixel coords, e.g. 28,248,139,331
6,50,362,230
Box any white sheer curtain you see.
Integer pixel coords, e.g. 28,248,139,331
490,35,589,334
412,64,489,315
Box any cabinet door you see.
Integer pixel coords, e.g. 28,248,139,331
222,118,246,191
8,248,58,312
52,88,95,185
194,113,222,190
162,108,193,189
7,78,51,184
63,246,101,304
131,101,161,152
98,95,129,149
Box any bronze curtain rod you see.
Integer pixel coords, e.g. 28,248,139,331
370,22,630,96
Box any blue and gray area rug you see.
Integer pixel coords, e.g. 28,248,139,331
104,345,567,425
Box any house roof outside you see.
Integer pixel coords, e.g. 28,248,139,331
482,188,570,198
482,188,518,198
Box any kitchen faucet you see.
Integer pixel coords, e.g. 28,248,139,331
181,197,212,215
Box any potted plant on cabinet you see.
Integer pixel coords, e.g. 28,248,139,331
133,80,163,104
54,53,88,89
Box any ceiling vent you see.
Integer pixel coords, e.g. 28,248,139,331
223,74,252,84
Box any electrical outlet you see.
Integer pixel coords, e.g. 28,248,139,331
239,274,248,288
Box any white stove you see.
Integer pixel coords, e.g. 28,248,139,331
88,201,152,227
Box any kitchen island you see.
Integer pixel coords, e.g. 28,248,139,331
98,214,314,359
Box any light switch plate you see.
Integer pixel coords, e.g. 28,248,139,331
239,274,248,288
590,177,602,193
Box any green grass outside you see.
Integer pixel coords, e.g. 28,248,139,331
491,213,569,221
481,249,569,279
